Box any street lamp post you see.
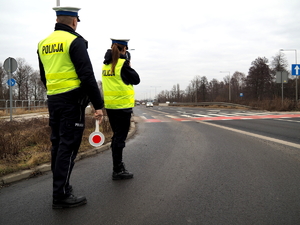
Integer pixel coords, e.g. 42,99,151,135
150,86,161,102
280,49,298,101
220,71,231,101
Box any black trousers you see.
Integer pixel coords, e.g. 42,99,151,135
48,100,85,199
106,109,132,169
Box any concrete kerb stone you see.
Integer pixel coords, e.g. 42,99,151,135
0,121,137,186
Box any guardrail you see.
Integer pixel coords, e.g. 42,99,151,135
0,99,47,113
163,102,253,109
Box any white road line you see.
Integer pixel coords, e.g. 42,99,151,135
187,112,290,118
198,121,300,149
206,114,227,117
165,115,179,118
181,115,193,117
276,118,300,123
192,114,207,117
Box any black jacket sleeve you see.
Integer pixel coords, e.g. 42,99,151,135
121,60,140,85
69,37,104,110
37,51,47,88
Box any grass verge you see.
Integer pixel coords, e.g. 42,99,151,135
0,112,112,177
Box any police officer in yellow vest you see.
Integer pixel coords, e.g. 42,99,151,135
37,6,104,209
102,38,140,180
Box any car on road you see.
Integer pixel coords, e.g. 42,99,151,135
146,102,153,107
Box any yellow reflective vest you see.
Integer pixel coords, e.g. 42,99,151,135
102,59,135,109
38,30,81,95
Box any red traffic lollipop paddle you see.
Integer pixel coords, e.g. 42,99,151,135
89,120,105,147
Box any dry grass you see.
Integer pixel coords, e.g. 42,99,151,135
247,98,298,111
0,114,112,176
0,108,48,117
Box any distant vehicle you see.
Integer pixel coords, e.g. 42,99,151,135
142,102,145,105
136,102,140,106
166,101,170,104
146,102,153,107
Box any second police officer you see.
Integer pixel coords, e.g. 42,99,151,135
102,38,140,180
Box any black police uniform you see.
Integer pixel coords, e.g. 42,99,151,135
38,23,104,199
103,49,140,178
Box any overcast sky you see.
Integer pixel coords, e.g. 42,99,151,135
1,0,300,100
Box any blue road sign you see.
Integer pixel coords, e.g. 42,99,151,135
292,64,300,76
7,78,16,86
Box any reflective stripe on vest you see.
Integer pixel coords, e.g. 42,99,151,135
102,59,135,109
38,30,81,95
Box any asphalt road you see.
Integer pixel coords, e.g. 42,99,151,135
1,106,300,224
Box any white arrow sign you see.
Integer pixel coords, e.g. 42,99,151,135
292,64,300,76
295,65,300,75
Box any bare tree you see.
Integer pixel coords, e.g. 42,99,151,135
0,63,8,99
271,52,288,72
246,57,272,100
270,52,293,99
176,83,180,102
170,85,176,102
190,75,201,102
199,76,208,101
207,78,220,101
231,71,246,101
222,75,231,101
185,84,194,102
157,90,166,103
157,90,171,103
29,70,46,100
14,58,33,100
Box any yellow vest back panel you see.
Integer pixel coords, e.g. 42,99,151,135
102,59,135,109
38,30,81,95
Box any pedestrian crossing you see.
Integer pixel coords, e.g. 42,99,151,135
139,111,300,123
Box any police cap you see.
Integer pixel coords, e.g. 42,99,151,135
53,6,81,22
111,38,130,49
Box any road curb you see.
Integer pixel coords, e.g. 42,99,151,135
0,121,136,186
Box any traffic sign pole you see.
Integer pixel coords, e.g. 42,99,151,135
282,72,283,106
292,64,300,101
9,58,13,121
296,53,298,102
4,57,18,121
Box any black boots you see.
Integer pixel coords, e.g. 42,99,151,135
52,194,87,209
112,162,133,180
111,146,133,180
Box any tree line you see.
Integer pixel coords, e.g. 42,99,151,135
156,52,296,108
0,58,46,101
0,53,297,110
